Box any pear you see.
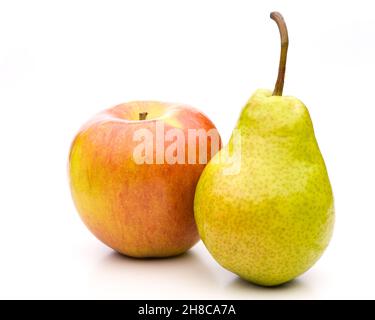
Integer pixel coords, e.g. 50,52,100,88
194,12,334,286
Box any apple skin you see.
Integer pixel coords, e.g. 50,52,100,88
69,101,221,258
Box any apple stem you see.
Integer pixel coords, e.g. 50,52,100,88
139,112,148,120
270,12,289,96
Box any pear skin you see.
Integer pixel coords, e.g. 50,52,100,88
194,89,334,286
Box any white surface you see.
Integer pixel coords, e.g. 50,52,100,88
0,0,375,299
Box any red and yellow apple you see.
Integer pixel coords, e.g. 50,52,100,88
69,101,221,257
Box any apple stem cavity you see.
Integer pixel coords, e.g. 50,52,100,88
270,12,289,96
139,112,148,120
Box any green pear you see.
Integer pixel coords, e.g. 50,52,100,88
194,12,334,286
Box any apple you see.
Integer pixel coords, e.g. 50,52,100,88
69,101,221,257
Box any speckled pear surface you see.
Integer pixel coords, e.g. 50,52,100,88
194,89,334,286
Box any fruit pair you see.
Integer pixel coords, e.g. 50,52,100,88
69,12,334,286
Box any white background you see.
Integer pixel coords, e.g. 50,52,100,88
0,0,374,299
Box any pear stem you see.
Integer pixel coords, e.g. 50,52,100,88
270,12,289,96
139,112,148,120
